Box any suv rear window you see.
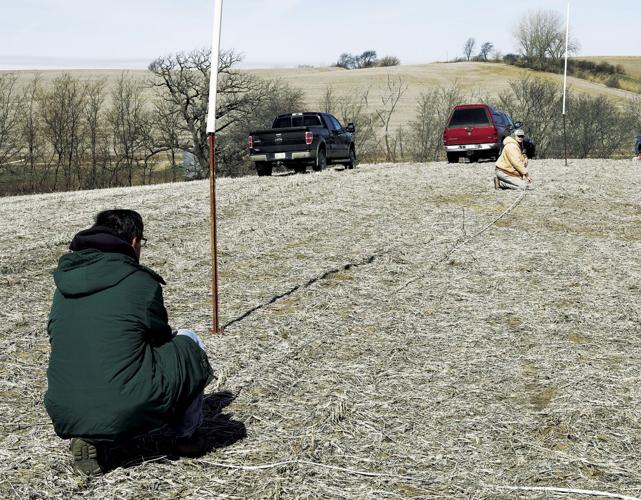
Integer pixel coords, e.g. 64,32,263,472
448,108,490,128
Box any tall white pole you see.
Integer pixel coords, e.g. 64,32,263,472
207,0,224,333
562,1,570,116
207,0,224,134
562,0,570,166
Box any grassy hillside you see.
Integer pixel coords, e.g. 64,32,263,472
252,62,641,130
576,56,641,92
7,61,639,131
2,160,641,497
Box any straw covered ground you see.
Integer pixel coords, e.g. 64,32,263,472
1,159,641,499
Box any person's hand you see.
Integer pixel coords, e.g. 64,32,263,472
527,175,532,183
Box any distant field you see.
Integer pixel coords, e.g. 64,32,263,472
5,61,639,131
250,62,640,129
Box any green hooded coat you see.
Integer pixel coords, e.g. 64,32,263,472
45,229,212,442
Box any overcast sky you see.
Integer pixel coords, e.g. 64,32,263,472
1,0,639,70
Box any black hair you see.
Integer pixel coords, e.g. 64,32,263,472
94,209,144,243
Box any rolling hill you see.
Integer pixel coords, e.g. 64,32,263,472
6,60,640,131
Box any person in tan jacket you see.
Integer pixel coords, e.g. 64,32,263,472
494,129,532,190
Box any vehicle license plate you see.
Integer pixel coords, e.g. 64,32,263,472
275,153,286,159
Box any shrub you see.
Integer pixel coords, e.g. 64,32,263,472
378,56,400,67
605,76,620,88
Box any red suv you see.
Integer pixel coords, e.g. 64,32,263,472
443,104,533,163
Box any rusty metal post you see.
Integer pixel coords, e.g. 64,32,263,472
208,133,220,334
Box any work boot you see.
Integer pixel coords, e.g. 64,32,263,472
172,430,210,458
70,438,102,476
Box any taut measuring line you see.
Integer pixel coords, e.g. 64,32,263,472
207,0,224,333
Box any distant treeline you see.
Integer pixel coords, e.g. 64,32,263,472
334,50,400,70
1,52,640,196
402,76,641,163
0,50,304,196
503,54,632,89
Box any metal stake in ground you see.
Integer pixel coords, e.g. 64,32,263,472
206,0,224,333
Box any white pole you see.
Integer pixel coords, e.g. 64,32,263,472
562,0,570,166
562,0,570,115
206,0,224,134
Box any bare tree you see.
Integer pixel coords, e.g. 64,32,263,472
570,95,620,158
38,73,87,191
496,75,564,157
375,75,408,162
20,75,43,193
153,98,182,181
83,78,107,189
357,50,378,69
463,38,476,61
409,82,464,161
108,72,149,186
514,10,579,67
479,42,494,61
148,49,267,178
0,74,24,173
336,53,356,69
318,85,378,162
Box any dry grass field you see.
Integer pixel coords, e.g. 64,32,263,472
1,158,641,498
8,60,640,132
569,57,641,94
578,56,641,81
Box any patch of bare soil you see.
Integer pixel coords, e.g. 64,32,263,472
1,159,640,498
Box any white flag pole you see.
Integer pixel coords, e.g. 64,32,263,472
562,0,570,166
207,0,224,333
207,0,223,135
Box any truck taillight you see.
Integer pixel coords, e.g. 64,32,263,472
305,131,313,145
248,135,253,149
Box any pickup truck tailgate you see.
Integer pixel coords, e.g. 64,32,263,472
251,126,309,151
444,125,496,145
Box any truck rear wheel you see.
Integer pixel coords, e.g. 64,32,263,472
446,152,459,164
345,147,356,169
313,149,326,172
255,161,272,176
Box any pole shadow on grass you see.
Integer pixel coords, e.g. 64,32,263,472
101,390,246,472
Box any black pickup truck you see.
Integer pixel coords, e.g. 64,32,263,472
248,112,356,176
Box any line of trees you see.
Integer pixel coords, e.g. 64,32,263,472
462,38,495,62
335,50,400,70
0,50,304,195
404,76,641,161
317,74,641,163
2,52,639,196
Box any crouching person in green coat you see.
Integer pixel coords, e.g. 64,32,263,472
45,209,214,475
